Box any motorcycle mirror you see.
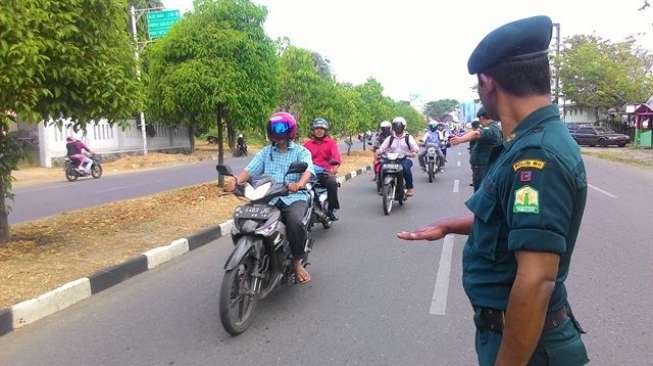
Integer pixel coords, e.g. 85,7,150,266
286,161,308,175
216,165,234,177
367,142,373,146
329,160,340,166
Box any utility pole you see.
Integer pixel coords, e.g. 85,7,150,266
130,5,148,156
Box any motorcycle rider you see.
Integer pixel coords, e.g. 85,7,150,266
225,112,315,285
236,133,247,156
419,121,446,173
372,120,393,184
304,118,341,221
65,137,94,174
378,117,420,197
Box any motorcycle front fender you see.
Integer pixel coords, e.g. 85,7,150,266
383,175,396,186
224,236,259,271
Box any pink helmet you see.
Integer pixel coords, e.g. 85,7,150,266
267,112,298,142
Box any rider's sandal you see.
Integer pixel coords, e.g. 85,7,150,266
296,270,311,285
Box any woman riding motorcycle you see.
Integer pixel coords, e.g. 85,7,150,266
304,118,341,221
225,112,315,285
378,117,420,197
373,120,393,183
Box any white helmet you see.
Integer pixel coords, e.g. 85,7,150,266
380,120,391,128
428,121,438,127
392,116,407,126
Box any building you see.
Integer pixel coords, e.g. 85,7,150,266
15,119,191,167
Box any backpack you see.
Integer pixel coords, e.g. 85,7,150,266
388,134,411,149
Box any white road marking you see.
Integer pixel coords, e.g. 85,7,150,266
588,183,617,199
430,235,455,315
457,161,461,167
453,179,460,193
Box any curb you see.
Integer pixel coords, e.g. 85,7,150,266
0,165,371,337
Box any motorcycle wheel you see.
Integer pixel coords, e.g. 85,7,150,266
219,256,258,336
428,162,434,183
65,167,78,182
382,182,395,215
91,163,103,179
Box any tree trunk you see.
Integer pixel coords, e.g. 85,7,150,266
347,135,352,156
188,124,195,153
0,180,9,244
217,105,225,187
227,121,236,154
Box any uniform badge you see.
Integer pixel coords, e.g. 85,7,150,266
513,186,539,214
519,171,532,182
512,159,545,171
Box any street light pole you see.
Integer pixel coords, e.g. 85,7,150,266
130,5,148,156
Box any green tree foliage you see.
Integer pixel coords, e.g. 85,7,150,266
559,35,653,111
145,0,278,153
0,0,141,242
423,99,459,120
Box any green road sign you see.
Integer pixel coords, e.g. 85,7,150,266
147,9,180,40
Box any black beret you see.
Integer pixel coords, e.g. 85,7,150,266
468,15,553,74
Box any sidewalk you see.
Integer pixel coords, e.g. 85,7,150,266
581,146,653,168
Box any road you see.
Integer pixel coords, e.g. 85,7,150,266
9,141,364,224
1,146,652,365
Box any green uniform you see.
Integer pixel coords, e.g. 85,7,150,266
470,122,502,191
464,105,589,365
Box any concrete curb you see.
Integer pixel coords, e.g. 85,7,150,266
0,165,371,337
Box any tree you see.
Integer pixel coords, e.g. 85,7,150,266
559,35,653,115
0,0,141,243
146,0,278,172
423,99,459,120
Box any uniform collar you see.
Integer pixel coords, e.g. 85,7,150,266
503,104,558,149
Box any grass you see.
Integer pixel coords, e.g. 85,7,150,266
0,151,372,309
581,146,653,168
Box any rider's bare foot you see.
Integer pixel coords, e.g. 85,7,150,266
406,188,415,197
294,261,311,285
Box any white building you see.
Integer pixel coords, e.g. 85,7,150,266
33,119,191,167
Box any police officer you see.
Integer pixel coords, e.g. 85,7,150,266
451,107,502,191
398,16,589,365
467,120,481,187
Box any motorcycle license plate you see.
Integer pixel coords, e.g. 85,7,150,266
235,206,270,219
383,163,401,170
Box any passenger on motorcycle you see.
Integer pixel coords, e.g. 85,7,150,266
65,137,95,174
225,112,315,285
419,121,446,172
372,120,393,181
378,117,420,197
304,118,341,221
436,123,450,160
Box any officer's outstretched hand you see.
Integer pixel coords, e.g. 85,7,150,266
397,225,447,241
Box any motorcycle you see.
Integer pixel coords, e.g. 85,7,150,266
423,143,440,183
216,162,314,336
309,160,341,230
234,142,248,157
379,151,407,215
64,155,103,182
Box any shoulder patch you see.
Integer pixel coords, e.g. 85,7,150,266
513,186,539,214
512,159,545,171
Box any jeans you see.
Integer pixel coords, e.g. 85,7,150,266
419,147,444,169
399,158,414,189
317,174,340,210
277,200,308,259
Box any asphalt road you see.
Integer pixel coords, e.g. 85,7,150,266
9,141,364,224
1,146,652,365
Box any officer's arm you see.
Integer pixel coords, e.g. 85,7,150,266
494,251,559,366
397,215,473,241
452,130,480,145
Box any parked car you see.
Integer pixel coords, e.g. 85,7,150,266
570,126,630,147
565,123,591,134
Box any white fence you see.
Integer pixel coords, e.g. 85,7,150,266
38,119,191,167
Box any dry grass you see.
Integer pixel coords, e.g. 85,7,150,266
0,152,370,309
581,146,653,168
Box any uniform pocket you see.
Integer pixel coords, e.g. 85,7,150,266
542,319,590,366
465,182,501,260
